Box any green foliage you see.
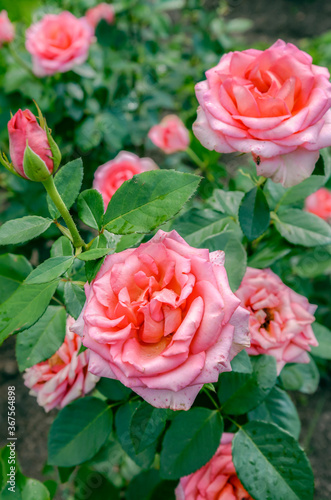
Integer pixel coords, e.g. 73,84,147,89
130,402,168,454
77,189,104,230
47,159,83,219
280,357,320,394
25,256,74,284
0,253,32,304
232,422,314,500
239,187,270,240
273,208,331,247
63,282,86,320
311,323,331,359
96,378,132,402
0,216,53,246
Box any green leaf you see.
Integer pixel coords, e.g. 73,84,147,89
16,306,66,371
48,397,112,467
103,170,200,234
0,216,52,246
209,189,244,216
77,189,104,230
115,401,156,469
311,323,331,359
0,280,59,346
230,350,252,374
125,470,162,500
200,232,246,291
239,187,270,240
63,282,86,320
0,254,32,304
291,246,331,278
172,208,241,247
21,478,50,500
248,234,291,269
25,257,73,284
47,159,83,219
248,386,301,439
130,402,168,454
50,237,73,258
280,356,320,394
232,421,314,500
96,378,131,401
273,208,331,247
77,248,113,261
160,408,223,479
115,233,144,252
263,180,286,210
74,467,119,500
218,355,277,415
57,466,75,484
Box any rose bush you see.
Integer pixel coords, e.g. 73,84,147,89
23,317,99,412
175,433,253,500
193,39,331,187
72,230,250,410
235,267,318,373
26,11,93,77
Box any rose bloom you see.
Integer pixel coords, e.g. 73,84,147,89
26,11,93,77
305,187,331,221
148,115,190,154
194,39,331,187
86,2,115,28
235,267,318,374
0,10,14,47
23,317,99,412
93,151,158,208
175,433,253,500
8,109,53,179
71,230,250,410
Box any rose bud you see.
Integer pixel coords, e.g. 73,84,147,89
0,10,14,47
305,187,331,222
235,267,318,374
6,108,61,181
86,2,115,29
24,317,99,412
148,115,190,154
175,433,253,500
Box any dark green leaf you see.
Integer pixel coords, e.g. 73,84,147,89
130,402,168,453
25,257,73,284
16,306,66,371
125,470,162,500
57,467,75,484
103,170,200,234
0,280,59,345
232,421,314,500
218,355,277,415
280,356,319,394
77,189,104,230
273,208,331,247
63,282,86,320
248,386,301,439
96,378,131,401
74,467,119,500
160,408,223,479
248,234,291,269
0,216,52,245
47,159,83,219
239,187,270,240
48,397,112,466
230,350,252,374
0,254,32,304
311,323,331,359
292,246,331,278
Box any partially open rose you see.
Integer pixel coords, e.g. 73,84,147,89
71,230,250,410
194,40,331,187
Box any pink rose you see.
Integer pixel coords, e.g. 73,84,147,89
148,115,190,154
175,433,253,500
193,39,331,187
235,267,318,374
23,317,99,412
305,187,331,221
93,151,158,208
8,109,53,179
71,230,250,410
26,12,93,77
0,10,14,47
86,2,115,28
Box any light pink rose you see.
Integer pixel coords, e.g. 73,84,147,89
0,10,14,47
175,433,253,500
23,317,99,412
235,267,318,374
305,187,331,221
148,115,190,154
93,151,158,208
193,39,331,187
8,109,53,179
26,12,93,77
71,230,250,410
86,2,115,28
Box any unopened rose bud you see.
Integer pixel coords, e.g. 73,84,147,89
6,109,60,181
0,10,14,47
